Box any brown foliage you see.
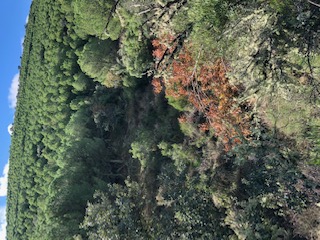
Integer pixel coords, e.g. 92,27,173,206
153,40,251,151
151,78,163,94
152,34,176,59
152,34,177,72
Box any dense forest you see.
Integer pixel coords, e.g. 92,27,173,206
7,0,320,239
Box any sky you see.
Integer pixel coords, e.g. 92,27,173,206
0,1,32,239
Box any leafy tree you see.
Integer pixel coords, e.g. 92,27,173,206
77,38,121,87
71,72,92,93
117,9,153,78
81,182,148,240
72,0,115,39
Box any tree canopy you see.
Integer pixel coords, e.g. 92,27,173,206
7,0,320,239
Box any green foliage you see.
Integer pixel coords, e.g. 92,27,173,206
65,108,92,141
71,72,92,93
8,0,320,239
77,38,120,87
158,142,199,172
72,0,114,39
117,8,152,78
105,16,122,41
269,0,292,12
119,32,152,78
154,163,233,239
81,182,147,240
166,95,189,112
130,131,156,170
225,197,290,240
305,125,320,164
189,0,229,32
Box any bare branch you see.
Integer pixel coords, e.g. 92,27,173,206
308,0,320,8
104,0,121,32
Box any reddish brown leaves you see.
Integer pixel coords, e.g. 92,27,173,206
151,78,163,94
152,39,251,151
152,34,177,72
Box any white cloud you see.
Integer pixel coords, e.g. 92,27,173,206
8,74,19,109
21,37,25,52
0,207,6,240
0,163,9,197
0,164,10,239
7,124,13,136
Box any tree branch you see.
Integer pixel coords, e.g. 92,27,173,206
308,0,320,8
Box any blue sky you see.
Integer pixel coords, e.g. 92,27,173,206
0,1,32,239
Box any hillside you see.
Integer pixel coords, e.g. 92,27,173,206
7,0,320,239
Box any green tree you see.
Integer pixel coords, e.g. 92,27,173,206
81,181,148,240
77,38,121,87
72,0,115,39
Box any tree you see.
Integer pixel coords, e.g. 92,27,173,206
119,31,152,78
152,41,251,151
81,182,148,240
71,72,92,93
77,38,120,87
72,0,115,39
